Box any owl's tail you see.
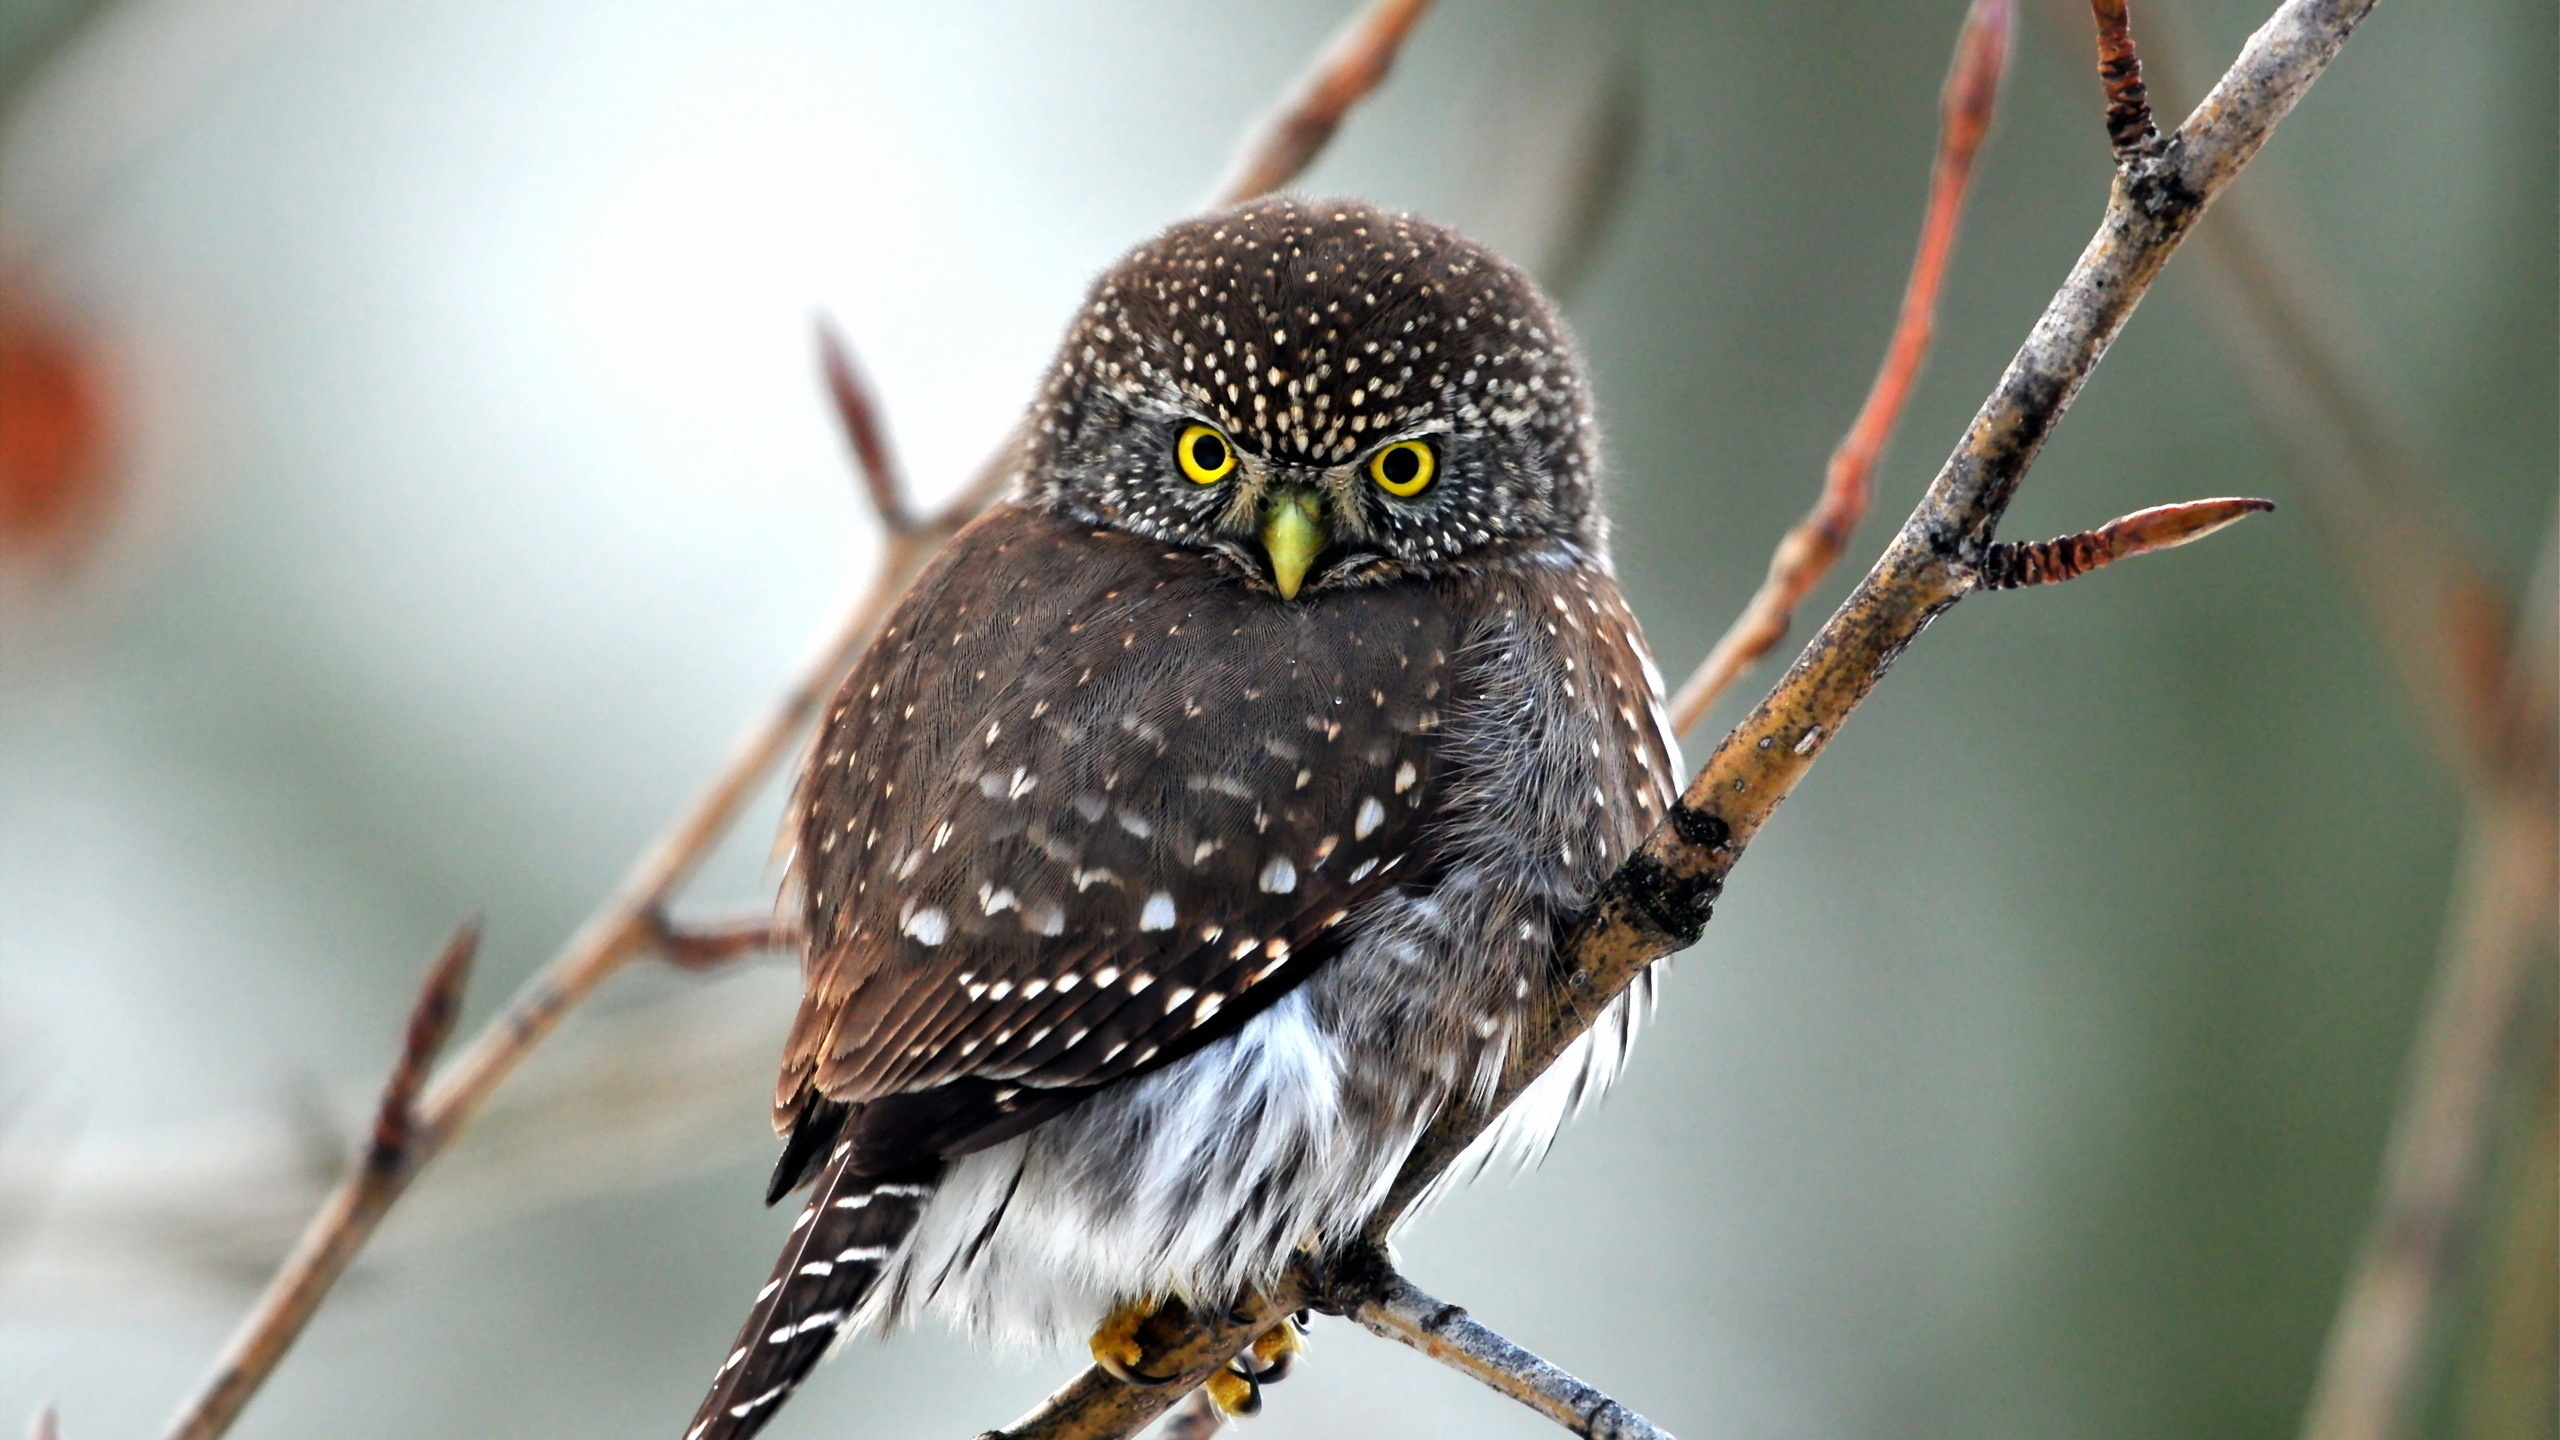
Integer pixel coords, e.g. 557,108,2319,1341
681,1149,941,1440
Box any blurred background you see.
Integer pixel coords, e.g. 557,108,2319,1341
0,1,2550,1438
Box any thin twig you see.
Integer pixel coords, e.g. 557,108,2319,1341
817,315,920,535
643,906,802,970
1205,0,1435,208
26,1406,58,1440
168,921,478,1440
1971,496,2273,589
2089,0,2162,158
1666,0,2011,737
1348,1268,1672,1440
997,1,2375,1433
154,9,1433,1437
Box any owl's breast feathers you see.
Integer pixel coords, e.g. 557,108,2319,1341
785,501,1481,1174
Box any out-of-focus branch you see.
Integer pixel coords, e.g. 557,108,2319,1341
992,1,2368,1435
1345,1264,1672,1440
643,907,801,971
818,315,919,535
1205,0,1434,208
2300,526,2557,1440
166,921,478,1440
1666,0,2011,737
2079,11,2555,1434
26,1404,59,1440
151,7,1434,1438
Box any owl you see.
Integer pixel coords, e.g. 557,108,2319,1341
683,197,1681,1439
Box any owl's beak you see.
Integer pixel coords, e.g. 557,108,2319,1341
1259,490,1327,600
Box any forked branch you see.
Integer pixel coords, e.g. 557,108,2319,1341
992,0,2369,1434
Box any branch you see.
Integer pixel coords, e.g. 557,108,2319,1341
2300,526,2557,1440
1346,1266,1672,1440
27,1406,58,1440
1204,0,1435,208
153,6,1433,1436
166,921,478,1440
998,1,2369,1433
1666,0,2012,737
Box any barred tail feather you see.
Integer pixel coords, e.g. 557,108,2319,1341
683,1153,940,1440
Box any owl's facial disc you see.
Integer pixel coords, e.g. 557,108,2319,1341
1028,197,1599,585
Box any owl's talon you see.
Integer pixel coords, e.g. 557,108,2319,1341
1245,1315,1305,1385
1088,1297,1183,1386
1204,1361,1262,1417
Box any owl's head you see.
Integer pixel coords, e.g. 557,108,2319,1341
1025,197,1599,599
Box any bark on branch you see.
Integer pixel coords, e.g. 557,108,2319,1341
991,0,2372,1434
1343,1262,1672,1440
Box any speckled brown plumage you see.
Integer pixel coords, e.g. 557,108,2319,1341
683,198,1678,1440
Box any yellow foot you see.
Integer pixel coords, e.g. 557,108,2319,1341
1089,1295,1190,1386
1202,1314,1308,1419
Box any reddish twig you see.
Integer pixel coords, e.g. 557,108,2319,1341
1666,0,2011,737
2089,0,2162,159
643,906,802,970
1971,496,2274,589
816,315,919,536
27,1406,59,1440
167,920,479,1440
1206,0,1435,208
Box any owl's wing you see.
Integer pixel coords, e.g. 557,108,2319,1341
783,503,1459,1165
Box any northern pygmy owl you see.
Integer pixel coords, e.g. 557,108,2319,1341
684,197,1680,1439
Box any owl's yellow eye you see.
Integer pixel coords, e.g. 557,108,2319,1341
1176,424,1237,484
1367,439,1435,497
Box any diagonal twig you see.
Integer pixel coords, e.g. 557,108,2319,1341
169,921,478,1440
643,907,803,971
2299,524,2557,1440
151,9,1437,1439
991,0,2373,1434
1205,0,1435,209
1666,0,2011,737
817,314,920,536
